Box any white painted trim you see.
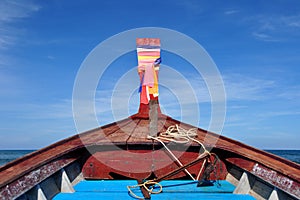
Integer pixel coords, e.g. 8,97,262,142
37,185,47,200
234,172,251,194
60,169,75,193
268,189,279,200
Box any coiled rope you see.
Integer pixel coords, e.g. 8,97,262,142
127,180,162,200
127,124,213,199
153,124,198,144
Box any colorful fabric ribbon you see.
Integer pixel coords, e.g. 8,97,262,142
136,38,161,104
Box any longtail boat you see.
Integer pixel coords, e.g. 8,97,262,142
0,38,299,200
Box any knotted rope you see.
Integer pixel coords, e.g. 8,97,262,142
127,124,213,199
127,180,162,200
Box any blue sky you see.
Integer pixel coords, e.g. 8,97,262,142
0,0,299,149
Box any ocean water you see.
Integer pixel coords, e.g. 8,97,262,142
0,150,35,166
0,149,299,167
265,149,300,164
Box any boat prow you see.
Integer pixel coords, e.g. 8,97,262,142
0,113,299,199
1,38,299,200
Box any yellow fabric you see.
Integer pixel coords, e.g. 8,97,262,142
148,66,158,96
138,55,159,60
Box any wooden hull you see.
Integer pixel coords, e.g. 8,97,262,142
82,148,226,180
0,114,299,200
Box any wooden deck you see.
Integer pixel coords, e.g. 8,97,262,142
1,36,299,199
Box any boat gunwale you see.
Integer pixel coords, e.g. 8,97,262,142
0,113,299,198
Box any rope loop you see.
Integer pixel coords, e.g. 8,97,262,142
157,124,207,152
127,180,162,200
127,124,214,199
160,124,197,140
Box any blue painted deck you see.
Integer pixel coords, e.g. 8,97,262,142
54,180,255,200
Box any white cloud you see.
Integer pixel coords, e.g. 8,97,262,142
0,98,77,148
0,69,22,96
175,0,203,16
222,74,275,101
94,71,278,121
224,10,239,15
252,32,279,42
0,0,40,49
76,67,298,137
47,55,55,60
281,15,300,28
258,111,300,119
0,99,73,120
0,1,40,23
277,85,300,100
250,14,300,41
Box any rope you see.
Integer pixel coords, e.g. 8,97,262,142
155,124,198,144
127,124,214,199
148,135,195,180
127,180,162,200
151,124,207,153
196,158,207,180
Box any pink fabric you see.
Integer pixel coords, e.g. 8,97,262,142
143,64,155,87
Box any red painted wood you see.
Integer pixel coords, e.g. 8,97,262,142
127,119,149,143
133,101,163,119
0,118,132,188
136,38,160,46
0,37,299,198
226,157,256,171
0,112,299,199
82,150,227,181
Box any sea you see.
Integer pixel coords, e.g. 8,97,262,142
0,149,299,167
0,150,35,166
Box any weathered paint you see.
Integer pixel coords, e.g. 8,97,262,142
0,157,77,200
252,163,300,198
0,111,299,199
